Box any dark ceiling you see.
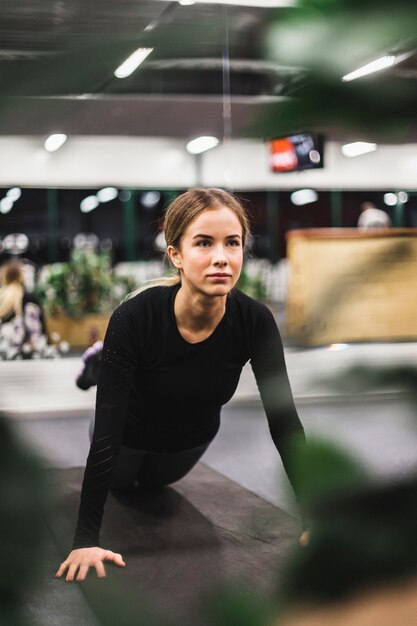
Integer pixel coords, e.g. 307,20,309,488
1,1,416,141
0,0,299,139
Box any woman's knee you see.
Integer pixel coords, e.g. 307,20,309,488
137,474,176,489
137,457,201,488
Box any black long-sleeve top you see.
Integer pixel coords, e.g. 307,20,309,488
73,284,305,548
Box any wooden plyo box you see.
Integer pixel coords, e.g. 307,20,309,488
46,314,109,348
286,228,417,346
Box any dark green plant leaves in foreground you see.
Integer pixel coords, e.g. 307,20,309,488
257,0,417,139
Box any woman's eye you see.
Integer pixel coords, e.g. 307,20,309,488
228,239,240,246
196,240,210,247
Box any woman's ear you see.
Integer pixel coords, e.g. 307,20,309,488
167,245,182,269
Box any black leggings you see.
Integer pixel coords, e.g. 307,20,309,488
89,417,211,491
111,442,212,491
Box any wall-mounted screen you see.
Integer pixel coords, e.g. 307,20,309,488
269,132,324,173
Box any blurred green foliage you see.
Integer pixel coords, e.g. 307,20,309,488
258,0,417,139
280,452,417,607
236,265,267,300
274,361,417,610
0,415,51,626
289,437,369,509
198,583,276,626
35,251,136,318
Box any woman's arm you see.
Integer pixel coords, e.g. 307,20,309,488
64,303,140,571
249,305,306,494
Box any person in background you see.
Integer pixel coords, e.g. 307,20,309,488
56,187,306,582
357,202,392,229
0,259,48,357
76,341,103,390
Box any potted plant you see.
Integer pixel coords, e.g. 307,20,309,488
36,251,136,348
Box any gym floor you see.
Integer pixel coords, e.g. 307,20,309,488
2,340,417,625
3,340,417,512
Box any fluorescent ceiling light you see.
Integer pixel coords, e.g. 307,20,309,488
0,197,13,214
73,233,99,250
291,189,318,206
44,133,67,152
384,193,397,206
97,187,118,203
342,55,398,82
178,0,195,4
186,136,219,154
3,233,28,252
141,191,161,208
119,190,132,202
114,48,153,79
384,191,411,206
175,1,295,6
383,191,410,206
341,142,377,157
7,187,21,201
80,195,99,213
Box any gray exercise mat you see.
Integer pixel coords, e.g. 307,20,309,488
31,463,301,626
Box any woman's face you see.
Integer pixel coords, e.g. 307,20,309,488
168,206,244,299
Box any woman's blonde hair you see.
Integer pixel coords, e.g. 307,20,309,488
124,188,250,301
0,261,25,320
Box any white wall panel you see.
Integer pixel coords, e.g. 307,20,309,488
0,137,196,189
201,140,417,190
0,136,415,190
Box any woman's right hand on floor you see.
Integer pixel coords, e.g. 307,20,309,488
55,547,126,582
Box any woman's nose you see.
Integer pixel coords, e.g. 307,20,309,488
212,244,227,264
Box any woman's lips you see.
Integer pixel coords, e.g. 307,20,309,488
207,273,231,278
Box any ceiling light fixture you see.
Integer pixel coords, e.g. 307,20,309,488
114,48,153,79
44,133,67,152
384,193,398,206
0,197,13,214
96,187,118,203
186,136,219,154
291,189,318,206
176,1,295,6
341,142,377,157
80,196,99,213
119,190,132,202
73,233,100,250
6,187,22,201
3,233,29,253
342,52,411,82
141,191,161,208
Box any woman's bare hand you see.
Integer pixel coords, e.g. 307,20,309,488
299,530,310,547
55,547,126,582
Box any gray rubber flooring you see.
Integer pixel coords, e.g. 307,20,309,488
23,464,299,626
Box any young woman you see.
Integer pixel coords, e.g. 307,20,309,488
56,188,306,582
